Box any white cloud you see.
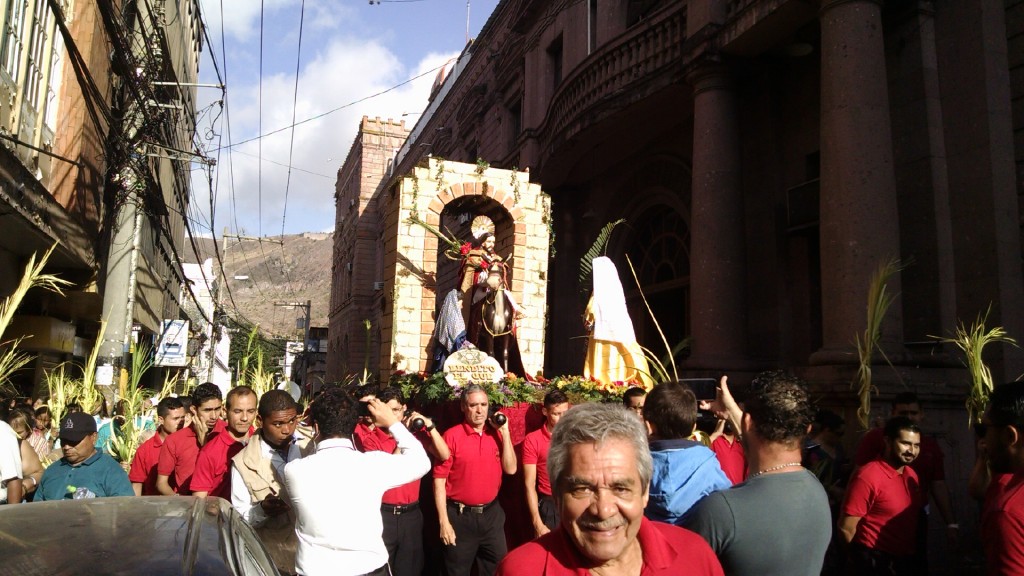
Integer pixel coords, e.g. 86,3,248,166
191,35,458,237
199,0,349,43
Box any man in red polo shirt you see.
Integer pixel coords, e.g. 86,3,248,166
854,391,958,566
496,403,723,576
434,384,516,576
129,397,186,495
980,381,1024,575
192,386,257,499
522,389,569,537
156,383,224,495
840,416,924,576
357,387,449,576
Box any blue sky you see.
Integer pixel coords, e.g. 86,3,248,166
191,0,500,237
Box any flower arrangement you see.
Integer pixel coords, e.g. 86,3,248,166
389,371,635,408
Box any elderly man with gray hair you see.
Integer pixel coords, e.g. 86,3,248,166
496,403,723,576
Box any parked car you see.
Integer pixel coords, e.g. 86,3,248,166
0,496,280,575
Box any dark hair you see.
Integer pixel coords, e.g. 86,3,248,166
34,405,51,418
258,389,298,418
376,387,404,405
311,386,360,439
883,416,921,440
191,383,222,408
622,387,647,406
988,382,1024,430
892,392,920,407
65,402,82,414
745,372,814,445
643,382,697,439
226,386,257,410
543,389,569,408
178,397,193,413
156,397,184,418
814,409,845,433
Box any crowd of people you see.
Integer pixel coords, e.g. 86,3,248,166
1,373,1022,576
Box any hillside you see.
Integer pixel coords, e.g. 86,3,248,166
192,233,333,337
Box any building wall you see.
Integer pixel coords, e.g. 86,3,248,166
327,117,409,381
355,0,1024,565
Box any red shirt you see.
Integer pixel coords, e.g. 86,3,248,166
433,422,505,505
156,420,228,494
358,424,425,505
842,459,923,556
982,473,1024,576
128,433,165,495
189,427,251,498
495,517,723,576
854,427,945,486
710,435,746,486
352,421,377,452
522,424,554,496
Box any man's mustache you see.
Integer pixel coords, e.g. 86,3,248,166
577,517,627,531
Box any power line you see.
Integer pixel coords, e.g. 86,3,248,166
213,61,447,152
280,0,306,240
258,0,265,238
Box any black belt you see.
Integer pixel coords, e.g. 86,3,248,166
447,499,496,514
381,501,419,515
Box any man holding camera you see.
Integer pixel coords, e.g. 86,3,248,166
434,383,517,576
285,387,430,576
357,387,450,576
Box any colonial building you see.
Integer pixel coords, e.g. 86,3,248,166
332,0,1024,562
0,0,203,394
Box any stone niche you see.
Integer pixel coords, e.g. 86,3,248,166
379,158,550,375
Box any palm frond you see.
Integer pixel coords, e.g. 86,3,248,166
625,255,678,382
579,219,626,296
407,214,462,256
931,305,1018,424
852,257,904,429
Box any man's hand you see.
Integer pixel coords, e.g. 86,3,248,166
362,396,400,429
260,494,291,517
404,410,433,431
440,520,457,546
698,376,742,430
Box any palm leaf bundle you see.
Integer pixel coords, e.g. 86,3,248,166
932,306,1017,424
852,258,904,429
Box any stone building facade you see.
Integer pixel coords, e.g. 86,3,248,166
331,0,1024,562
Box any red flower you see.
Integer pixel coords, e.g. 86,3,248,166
460,242,472,255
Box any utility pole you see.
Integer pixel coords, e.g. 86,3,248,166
274,300,311,383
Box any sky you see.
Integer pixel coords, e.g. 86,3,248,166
190,0,501,238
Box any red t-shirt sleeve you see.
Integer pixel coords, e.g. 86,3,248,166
156,437,176,476
128,442,149,483
842,467,875,518
521,433,539,466
432,430,456,479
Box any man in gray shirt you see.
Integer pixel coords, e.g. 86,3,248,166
685,372,831,576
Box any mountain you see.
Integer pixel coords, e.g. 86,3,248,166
191,232,333,338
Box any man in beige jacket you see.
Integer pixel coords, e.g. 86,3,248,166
231,390,310,575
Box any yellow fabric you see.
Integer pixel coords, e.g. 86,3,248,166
583,338,654,389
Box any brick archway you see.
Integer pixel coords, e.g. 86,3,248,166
380,159,550,375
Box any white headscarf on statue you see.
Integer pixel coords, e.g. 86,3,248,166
591,256,636,344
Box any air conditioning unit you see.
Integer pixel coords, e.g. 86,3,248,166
373,281,385,291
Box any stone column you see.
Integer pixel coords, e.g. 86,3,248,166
813,0,903,364
687,65,747,369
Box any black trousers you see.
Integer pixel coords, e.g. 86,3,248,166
538,494,559,531
381,505,424,576
442,501,506,576
848,543,915,576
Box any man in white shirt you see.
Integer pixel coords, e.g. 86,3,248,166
232,390,308,575
0,418,23,504
284,386,430,576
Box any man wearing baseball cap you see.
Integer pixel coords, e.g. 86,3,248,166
35,412,133,500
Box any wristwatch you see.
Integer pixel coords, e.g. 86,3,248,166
425,424,436,433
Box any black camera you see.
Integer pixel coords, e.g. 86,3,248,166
357,401,371,417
